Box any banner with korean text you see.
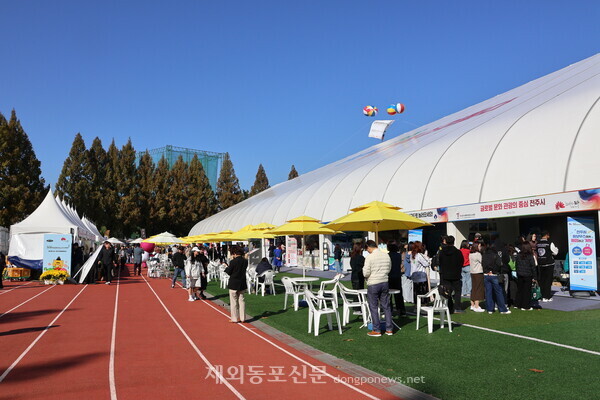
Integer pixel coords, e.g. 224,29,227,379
567,217,598,291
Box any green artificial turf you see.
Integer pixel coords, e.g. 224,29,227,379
207,274,600,400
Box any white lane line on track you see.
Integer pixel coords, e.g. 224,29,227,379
109,274,121,400
142,276,245,400
0,285,56,319
0,281,33,295
0,285,88,383
197,292,381,400
456,320,600,356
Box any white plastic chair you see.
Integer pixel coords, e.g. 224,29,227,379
316,274,341,308
337,283,365,326
304,289,342,336
416,287,452,333
219,269,230,289
281,277,303,311
256,270,276,296
246,268,257,294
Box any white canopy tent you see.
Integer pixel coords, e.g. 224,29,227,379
190,53,600,235
8,189,101,269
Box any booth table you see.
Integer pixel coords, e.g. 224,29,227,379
5,267,31,281
289,276,319,292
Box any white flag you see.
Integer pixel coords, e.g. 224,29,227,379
368,120,394,140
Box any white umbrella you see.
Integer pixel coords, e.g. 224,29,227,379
107,237,124,245
130,237,144,244
143,231,184,244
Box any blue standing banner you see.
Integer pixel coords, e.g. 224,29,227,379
567,217,598,291
43,234,73,275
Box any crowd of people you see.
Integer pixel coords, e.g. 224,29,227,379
347,230,559,336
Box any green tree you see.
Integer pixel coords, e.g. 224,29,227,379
116,139,139,236
0,110,47,226
150,157,170,234
186,154,217,226
84,137,107,227
216,153,243,210
55,133,89,211
249,164,270,197
167,156,189,235
101,140,120,235
135,152,155,236
288,164,299,180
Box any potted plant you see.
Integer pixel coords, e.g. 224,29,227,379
40,270,58,285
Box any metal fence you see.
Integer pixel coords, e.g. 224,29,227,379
136,145,224,190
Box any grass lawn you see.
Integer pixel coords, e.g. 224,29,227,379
207,273,600,400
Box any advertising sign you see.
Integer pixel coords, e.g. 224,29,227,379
286,237,298,267
567,217,598,292
407,188,600,223
408,229,423,243
43,234,72,274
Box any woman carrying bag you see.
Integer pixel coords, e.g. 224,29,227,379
224,246,248,323
185,247,207,301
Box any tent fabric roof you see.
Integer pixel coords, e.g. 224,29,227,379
189,53,600,235
10,190,98,240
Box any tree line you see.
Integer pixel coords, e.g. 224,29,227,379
0,109,301,238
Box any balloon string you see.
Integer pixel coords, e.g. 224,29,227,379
304,119,373,171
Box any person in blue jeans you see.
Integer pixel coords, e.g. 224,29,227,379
171,246,187,289
363,240,394,336
481,242,511,314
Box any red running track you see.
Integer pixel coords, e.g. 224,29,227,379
0,268,400,400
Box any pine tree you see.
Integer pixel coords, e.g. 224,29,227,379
116,139,139,236
167,156,189,235
216,153,243,211
249,164,270,197
135,152,155,236
0,110,47,226
288,164,299,180
55,133,89,211
186,154,217,226
84,137,107,227
101,140,121,235
150,157,170,234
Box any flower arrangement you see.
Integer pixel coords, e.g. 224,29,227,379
40,267,70,283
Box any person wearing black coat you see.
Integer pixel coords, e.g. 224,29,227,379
349,243,365,289
224,246,248,323
72,244,84,281
438,236,465,313
97,241,117,284
515,243,537,310
482,243,510,314
387,242,406,315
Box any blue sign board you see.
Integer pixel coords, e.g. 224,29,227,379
567,217,598,291
43,234,72,274
408,229,423,243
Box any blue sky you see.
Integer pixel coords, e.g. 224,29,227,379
1,1,598,190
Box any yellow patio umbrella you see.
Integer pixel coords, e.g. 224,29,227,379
234,224,277,240
270,216,337,277
206,230,236,242
193,232,218,243
324,201,432,243
225,225,256,241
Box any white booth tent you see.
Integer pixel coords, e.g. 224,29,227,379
189,53,600,235
8,189,101,269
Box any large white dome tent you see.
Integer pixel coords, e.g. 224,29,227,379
190,54,600,235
